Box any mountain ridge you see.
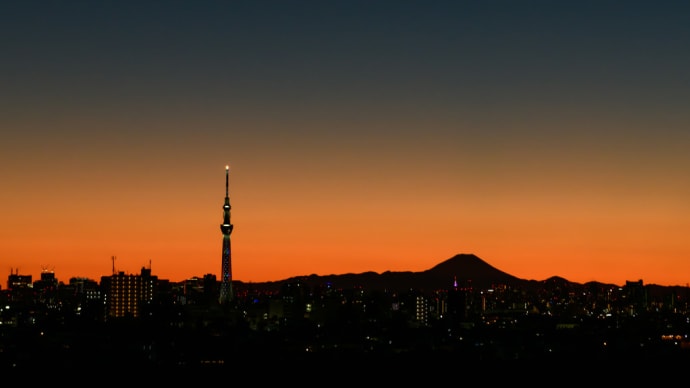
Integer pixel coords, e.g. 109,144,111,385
235,253,625,292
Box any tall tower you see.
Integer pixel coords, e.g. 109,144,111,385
219,165,234,304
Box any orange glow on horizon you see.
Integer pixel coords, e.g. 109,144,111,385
2,2,689,290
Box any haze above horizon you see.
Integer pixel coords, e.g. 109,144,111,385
2,2,689,287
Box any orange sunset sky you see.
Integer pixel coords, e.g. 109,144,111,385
2,1,689,287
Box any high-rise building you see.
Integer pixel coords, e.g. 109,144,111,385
219,165,234,304
101,266,157,319
7,271,32,290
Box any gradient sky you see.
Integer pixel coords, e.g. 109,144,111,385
2,1,689,287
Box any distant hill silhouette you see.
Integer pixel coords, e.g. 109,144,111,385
237,253,584,292
234,253,690,301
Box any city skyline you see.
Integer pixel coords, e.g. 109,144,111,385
2,2,689,287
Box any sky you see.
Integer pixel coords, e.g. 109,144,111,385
2,1,689,287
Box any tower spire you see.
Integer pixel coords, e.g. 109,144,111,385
219,165,234,304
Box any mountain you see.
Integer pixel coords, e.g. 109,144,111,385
420,253,525,289
237,253,535,292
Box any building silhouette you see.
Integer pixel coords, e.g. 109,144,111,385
100,266,157,319
6,270,32,290
219,165,234,304
3,256,690,370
